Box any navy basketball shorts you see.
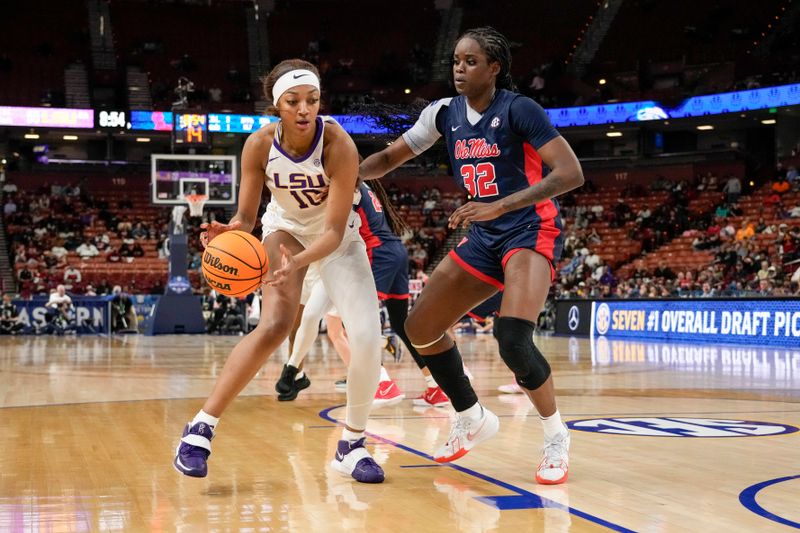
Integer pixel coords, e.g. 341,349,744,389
369,240,410,300
449,218,564,290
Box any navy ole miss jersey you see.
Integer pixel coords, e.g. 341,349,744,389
403,89,561,234
355,182,401,252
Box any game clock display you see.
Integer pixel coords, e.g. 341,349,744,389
174,113,209,145
96,110,129,130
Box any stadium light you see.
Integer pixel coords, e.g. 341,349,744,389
696,125,714,130
599,79,606,85
761,119,776,125
404,88,411,94
24,133,39,139
606,131,622,137
136,137,151,142
63,135,78,140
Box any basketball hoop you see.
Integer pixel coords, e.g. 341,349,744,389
185,194,208,217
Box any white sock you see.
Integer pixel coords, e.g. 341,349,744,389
342,428,365,442
540,409,566,440
294,371,305,380
424,374,437,388
191,410,220,430
458,402,483,422
379,366,391,382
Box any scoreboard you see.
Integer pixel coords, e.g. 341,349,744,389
173,113,209,145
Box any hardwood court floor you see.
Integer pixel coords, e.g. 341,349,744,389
2,333,799,532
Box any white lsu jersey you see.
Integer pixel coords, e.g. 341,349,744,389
261,116,361,242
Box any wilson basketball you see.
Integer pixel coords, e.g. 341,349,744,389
202,230,268,297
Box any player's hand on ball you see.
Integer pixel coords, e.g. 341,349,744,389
448,201,503,229
267,244,296,287
200,220,242,249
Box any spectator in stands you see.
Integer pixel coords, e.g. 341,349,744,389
651,175,673,191
17,266,33,284
96,279,112,296
91,233,108,252
699,282,716,298
715,204,730,218
787,166,799,190
722,175,742,203
719,220,736,241
589,202,604,221
75,239,99,259
735,219,755,241
117,217,133,233
789,202,800,218
584,249,601,271
654,261,676,280
50,241,68,260
771,176,791,196
119,243,134,259
105,245,122,263
0,294,24,335
755,217,768,233
3,197,17,216
131,242,145,258
84,285,97,296
758,279,773,295
63,265,81,289
131,222,148,240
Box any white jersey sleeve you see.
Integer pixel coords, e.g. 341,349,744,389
401,98,452,155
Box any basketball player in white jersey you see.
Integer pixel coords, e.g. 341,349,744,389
174,59,385,483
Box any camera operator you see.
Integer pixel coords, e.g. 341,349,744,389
111,285,138,333
0,293,24,335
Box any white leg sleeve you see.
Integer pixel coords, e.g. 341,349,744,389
287,278,333,368
320,240,382,431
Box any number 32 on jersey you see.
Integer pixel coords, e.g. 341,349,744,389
460,163,498,198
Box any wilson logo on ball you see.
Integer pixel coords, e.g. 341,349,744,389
203,252,240,276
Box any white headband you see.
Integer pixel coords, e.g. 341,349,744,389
272,69,321,103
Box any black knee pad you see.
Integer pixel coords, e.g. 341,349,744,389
493,316,551,390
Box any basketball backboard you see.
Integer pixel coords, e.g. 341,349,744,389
151,154,237,205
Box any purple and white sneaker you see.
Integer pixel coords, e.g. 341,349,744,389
173,421,214,478
330,437,385,483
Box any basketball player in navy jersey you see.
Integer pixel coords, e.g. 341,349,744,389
174,59,384,483
360,27,584,484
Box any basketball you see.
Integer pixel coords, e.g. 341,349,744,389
202,230,268,297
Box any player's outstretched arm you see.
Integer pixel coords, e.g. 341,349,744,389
359,136,417,180
200,132,267,247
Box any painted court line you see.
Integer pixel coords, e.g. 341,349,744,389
319,405,634,533
739,475,800,529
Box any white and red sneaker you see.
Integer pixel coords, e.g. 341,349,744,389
372,380,405,408
433,406,499,463
536,429,570,484
497,382,523,394
412,387,450,407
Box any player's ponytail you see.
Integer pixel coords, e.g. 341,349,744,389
456,26,517,92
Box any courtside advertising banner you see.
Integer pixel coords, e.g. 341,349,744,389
13,297,111,334
591,299,800,347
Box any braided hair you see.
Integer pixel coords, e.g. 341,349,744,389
455,26,517,92
368,178,410,238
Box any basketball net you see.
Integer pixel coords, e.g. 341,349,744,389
185,193,208,217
